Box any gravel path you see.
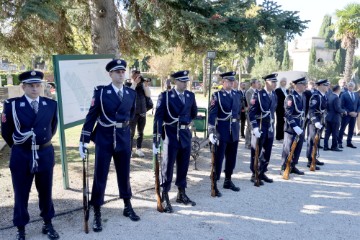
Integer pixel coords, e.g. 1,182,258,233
1,136,360,240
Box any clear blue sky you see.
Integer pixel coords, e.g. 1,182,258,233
274,0,357,38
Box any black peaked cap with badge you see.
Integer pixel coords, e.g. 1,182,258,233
19,70,44,84
315,79,330,86
171,70,190,82
220,71,236,81
262,73,278,82
292,77,307,84
106,59,127,72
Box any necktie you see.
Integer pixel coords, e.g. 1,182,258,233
31,100,38,114
351,92,354,101
179,93,185,104
118,90,123,102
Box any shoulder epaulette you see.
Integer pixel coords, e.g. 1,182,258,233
124,86,135,93
94,85,105,91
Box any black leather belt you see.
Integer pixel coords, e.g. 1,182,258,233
16,141,52,150
167,123,189,129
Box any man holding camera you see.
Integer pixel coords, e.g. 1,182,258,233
129,70,151,157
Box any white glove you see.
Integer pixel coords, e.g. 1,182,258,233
208,133,217,144
252,127,261,138
293,126,303,135
153,143,160,155
79,142,88,159
314,122,323,129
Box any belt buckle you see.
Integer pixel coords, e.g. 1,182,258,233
180,125,186,130
31,145,39,150
116,122,123,128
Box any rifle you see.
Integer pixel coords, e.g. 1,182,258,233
154,123,164,212
253,137,261,187
210,142,216,197
310,128,321,171
283,135,300,180
82,147,90,234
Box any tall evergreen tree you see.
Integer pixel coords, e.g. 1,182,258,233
308,46,317,71
282,43,290,71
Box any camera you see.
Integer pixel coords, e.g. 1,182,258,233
140,76,151,83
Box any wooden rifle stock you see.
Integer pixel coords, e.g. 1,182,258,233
210,142,216,197
254,137,261,187
82,148,90,234
154,124,164,212
283,135,300,180
310,129,320,171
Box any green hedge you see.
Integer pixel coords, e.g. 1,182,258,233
0,73,20,86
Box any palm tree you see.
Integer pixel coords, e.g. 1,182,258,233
335,3,360,83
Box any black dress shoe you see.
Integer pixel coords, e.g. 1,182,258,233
42,222,59,240
92,207,102,232
16,227,26,240
176,188,196,206
123,204,140,221
318,145,323,149
316,160,324,165
290,167,305,175
223,178,240,191
250,174,264,186
323,146,330,151
347,143,357,148
259,173,273,183
162,192,174,213
307,162,320,170
338,144,343,148
331,148,342,152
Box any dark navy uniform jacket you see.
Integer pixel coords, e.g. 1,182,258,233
153,88,197,148
1,96,58,171
80,84,136,151
284,90,305,135
248,89,277,137
208,89,241,142
308,89,327,125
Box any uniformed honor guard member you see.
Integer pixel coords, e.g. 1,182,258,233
208,71,242,197
1,71,59,240
280,77,308,175
306,79,329,169
153,70,198,213
248,73,278,185
79,59,139,232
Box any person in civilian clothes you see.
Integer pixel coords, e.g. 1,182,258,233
248,73,278,185
275,77,289,141
306,79,329,170
280,77,307,175
1,71,59,240
153,70,198,213
324,85,346,151
208,71,242,196
245,79,261,149
338,81,360,148
79,59,139,233
239,82,247,139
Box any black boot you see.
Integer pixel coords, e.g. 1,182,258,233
123,199,140,221
214,181,222,197
250,174,264,186
92,206,102,232
42,221,59,240
307,161,320,170
176,188,196,206
16,226,26,240
223,177,240,191
259,173,273,183
162,191,173,213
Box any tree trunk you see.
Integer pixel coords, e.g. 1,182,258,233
343,38,356,83
88,0,120,57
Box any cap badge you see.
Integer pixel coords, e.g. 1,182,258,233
31,71,36,76
117,60,122,64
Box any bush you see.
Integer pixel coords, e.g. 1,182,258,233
0,73,20,86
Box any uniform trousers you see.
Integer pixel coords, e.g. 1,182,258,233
324,121,340,149
91,143,132,207
281,132,305,168
161,136,191,192
214,139,239,181
250,126,274,174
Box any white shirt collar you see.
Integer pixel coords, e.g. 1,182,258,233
174,88,185,96
24,95,39,105
112,83,123,93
